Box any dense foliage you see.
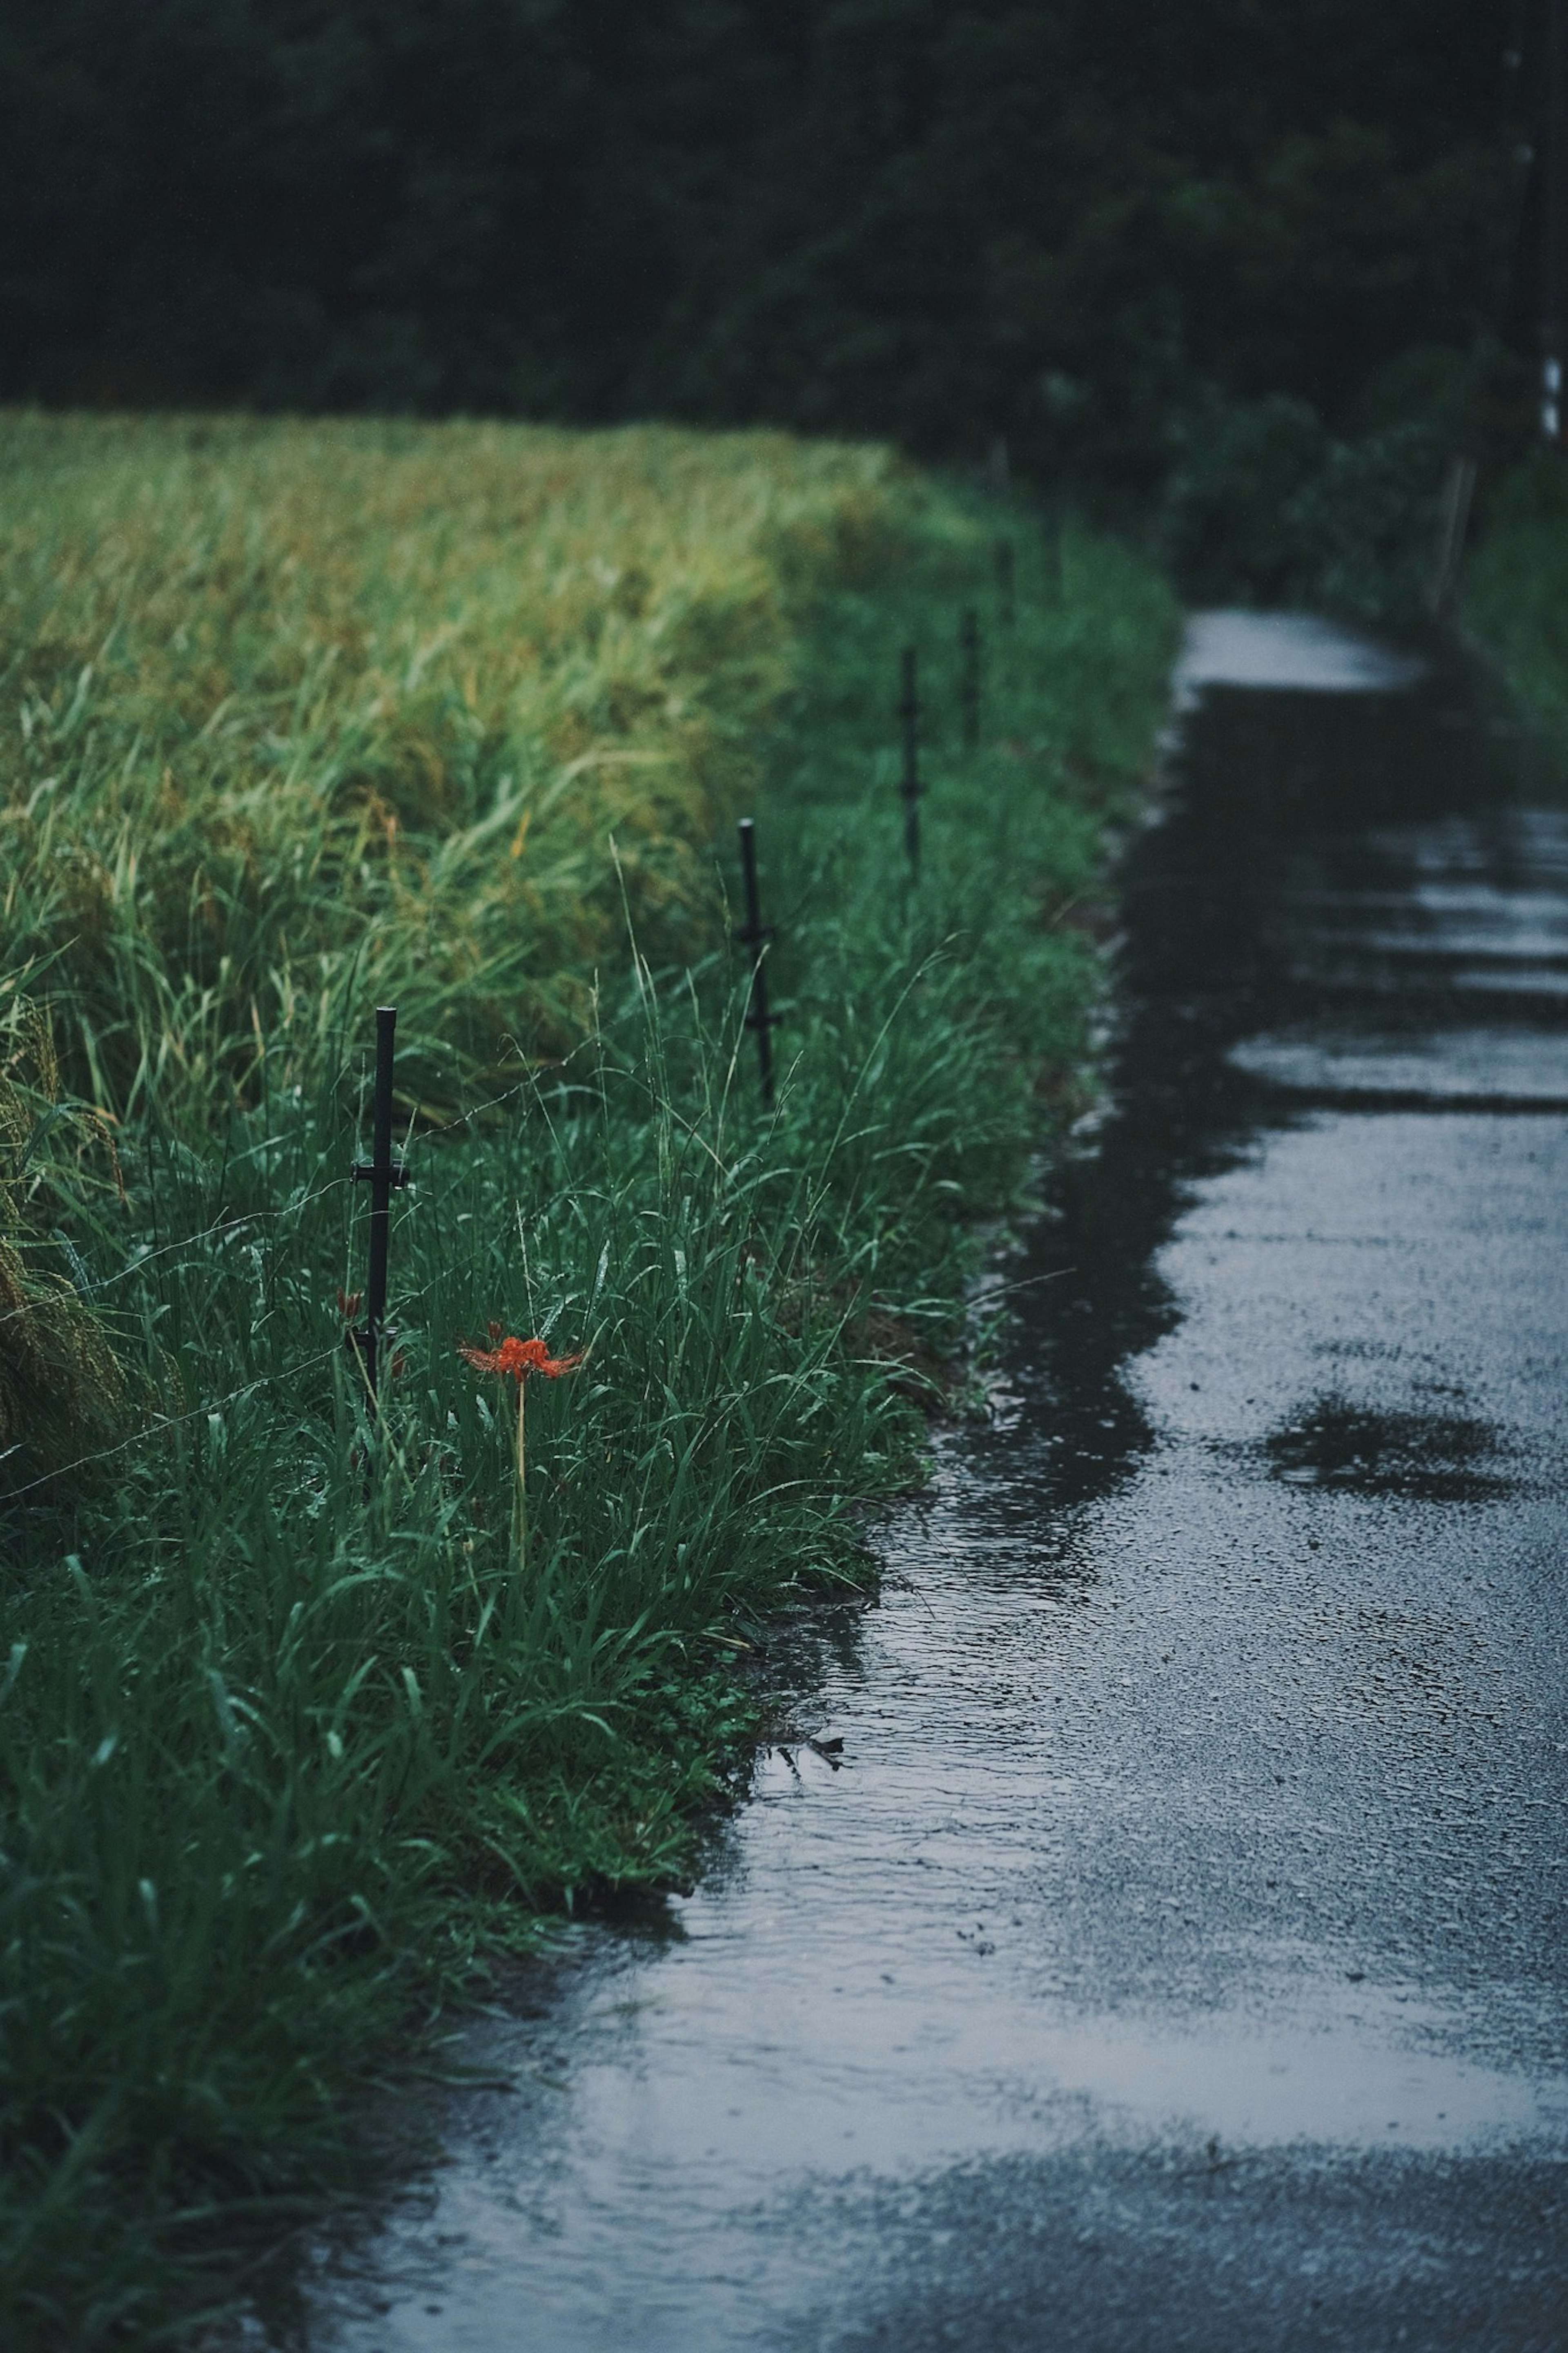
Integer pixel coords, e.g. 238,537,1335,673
0,2,1516,483
1464,450,1568,744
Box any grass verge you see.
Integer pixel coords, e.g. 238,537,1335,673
1463,453,1568,763
0,413,1178,2345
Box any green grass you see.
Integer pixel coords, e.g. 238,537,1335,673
0,416,1178,2345
1463,453,1568,757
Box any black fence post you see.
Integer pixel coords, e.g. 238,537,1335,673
349,1005,408,1416
899,646,922,875
960,607,981,751
995,537,1015,627
1043,493,1065,599
735,819,778,1106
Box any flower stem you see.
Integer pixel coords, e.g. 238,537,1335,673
514,1374,528,1572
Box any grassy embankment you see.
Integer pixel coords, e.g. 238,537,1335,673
0,412,1177,2344
1463,453,1568,755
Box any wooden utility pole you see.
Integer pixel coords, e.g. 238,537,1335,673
1545,0,1566,441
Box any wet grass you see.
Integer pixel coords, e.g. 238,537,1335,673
1464,453,1568,782
0,415,1178,2344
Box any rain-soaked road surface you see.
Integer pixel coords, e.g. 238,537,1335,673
283,616,1568,2351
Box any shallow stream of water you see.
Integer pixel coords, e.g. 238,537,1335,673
275,614,1568,2353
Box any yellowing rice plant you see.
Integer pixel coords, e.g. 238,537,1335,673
0,410,915,1118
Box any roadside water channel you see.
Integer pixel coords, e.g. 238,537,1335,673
275,613,1568,2352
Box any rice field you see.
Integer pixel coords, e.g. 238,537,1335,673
0,412,922,1119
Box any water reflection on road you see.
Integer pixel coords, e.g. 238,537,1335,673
284,615,1568,2353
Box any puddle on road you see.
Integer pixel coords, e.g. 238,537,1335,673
1264,1395,1514,1503
1229,1024,1568,1106
1172,610,1430,703
984,1998,1566,2152
281,615,1568,2353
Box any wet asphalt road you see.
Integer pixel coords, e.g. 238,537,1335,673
281,616,1568,2353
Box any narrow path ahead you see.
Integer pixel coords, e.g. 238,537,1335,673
292,617,1568,2353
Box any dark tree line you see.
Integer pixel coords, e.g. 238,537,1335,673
0,2,1521,482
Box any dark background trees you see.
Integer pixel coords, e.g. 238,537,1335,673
0,2,1526,486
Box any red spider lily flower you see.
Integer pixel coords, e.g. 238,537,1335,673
458,1333,583,1383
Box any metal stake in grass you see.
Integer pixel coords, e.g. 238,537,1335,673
959,607,981,751
995,537,1015,627
1043,491,1065,599
349,1005,408,1416
735,818,779,1106
899,646,922,875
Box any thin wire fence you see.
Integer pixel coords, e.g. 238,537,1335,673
0,1249,465,1506
1,1175,359,1336
5,607,990,1503
0,989,724,1505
